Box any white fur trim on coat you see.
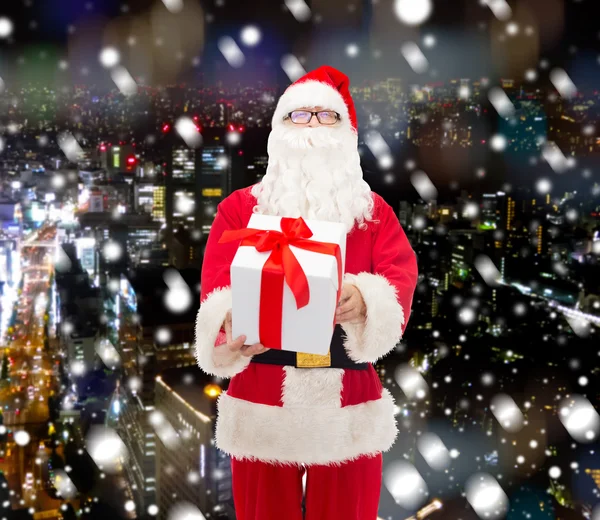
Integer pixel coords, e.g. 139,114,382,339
194,287,252,379
272,80,352,130
340,272,404,363
215,368,397,466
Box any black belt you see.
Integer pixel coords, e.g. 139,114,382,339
250,325,369,370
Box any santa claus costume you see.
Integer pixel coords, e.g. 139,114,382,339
195,66,418,520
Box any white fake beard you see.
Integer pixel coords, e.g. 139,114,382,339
251,125,373,232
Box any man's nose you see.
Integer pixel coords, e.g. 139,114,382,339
307,116,320,127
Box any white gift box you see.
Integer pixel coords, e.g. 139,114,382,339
231,214,346,355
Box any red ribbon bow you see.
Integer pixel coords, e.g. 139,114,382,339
219,217,342,350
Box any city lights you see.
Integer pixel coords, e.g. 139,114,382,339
0,3,597,519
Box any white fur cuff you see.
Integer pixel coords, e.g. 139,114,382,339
341,273,404,363
216,389,397,466
194,287,252,378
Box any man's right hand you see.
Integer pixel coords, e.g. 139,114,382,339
223,311,270,357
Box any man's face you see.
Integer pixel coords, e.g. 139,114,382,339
284,106,340,128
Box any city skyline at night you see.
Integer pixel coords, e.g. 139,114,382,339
0,0,599,519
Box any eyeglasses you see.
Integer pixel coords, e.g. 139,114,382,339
286,110,340,125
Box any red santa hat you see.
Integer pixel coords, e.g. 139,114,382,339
271,65,358,132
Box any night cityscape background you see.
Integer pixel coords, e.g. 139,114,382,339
0,0,599,519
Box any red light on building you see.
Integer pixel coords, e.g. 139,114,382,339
238,150,244,156
238,126,245,132
162,124,170,133
228,124,235,131
126,156,137,171
100,145,107,152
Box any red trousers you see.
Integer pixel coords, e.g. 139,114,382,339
231,453,383,520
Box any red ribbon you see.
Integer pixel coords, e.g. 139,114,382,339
219,217,342,350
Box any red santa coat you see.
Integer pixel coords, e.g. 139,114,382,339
195,186,418,467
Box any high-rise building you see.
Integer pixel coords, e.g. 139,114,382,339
75,237,97,276
0,238,18,286
135,181,159,215
498,192,516,232
119,389,157,513
249,154,268,183
153,186,166,223
481,193,499,225
173,189,197,230
536,224,544,255
155,368,235,520
199,138,228,233
99,143,138,176
449,232,475,285
197,128,248,233
166,131,240,238
399,201,413,228
506,196,515,231
172,148,196,182
166,145,201,233
84,183,133,214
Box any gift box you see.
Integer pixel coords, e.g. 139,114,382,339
220,215,346,355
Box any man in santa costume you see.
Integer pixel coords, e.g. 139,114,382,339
195,65,418,519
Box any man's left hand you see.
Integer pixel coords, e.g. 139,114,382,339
335,283,367,325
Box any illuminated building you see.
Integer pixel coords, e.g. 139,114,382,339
385,78,403,98
153,186,166,223
438,206,453,224
76,213,161,269
129,267,200,398
118,268,201,513
75,237,97,275
99,143,138,176
506,196,515,231
0,200,22,223
449,233,474,285
155,368,235,520
199,138,228,233
172,147,196,182
585,468,600,493
119,385,157,513
165,145,200,236
64,326,98,369
0,235,19,286
247,154,268,183
171,189,196,230
135,181,163,217
83,183,132,215
89,192,104,213
481,193,499,226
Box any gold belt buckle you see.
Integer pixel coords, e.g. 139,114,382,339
296,351,332,368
